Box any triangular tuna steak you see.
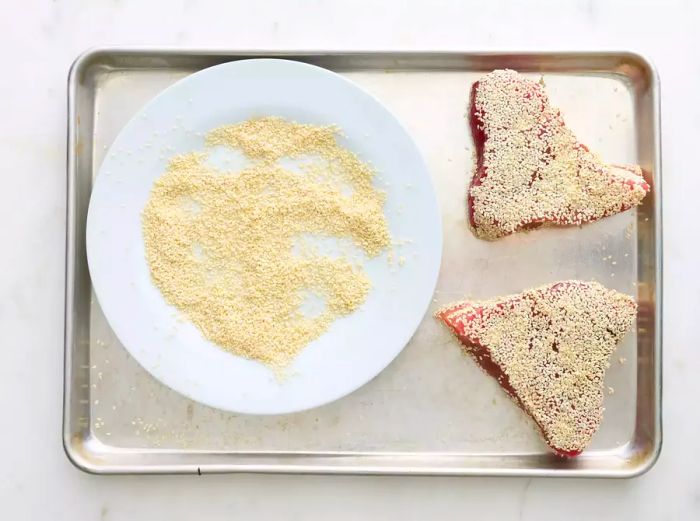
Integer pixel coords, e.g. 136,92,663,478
468,69,649,240
435,281,636,456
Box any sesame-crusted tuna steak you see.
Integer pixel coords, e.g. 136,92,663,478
435,281,637,456
468,69,649,240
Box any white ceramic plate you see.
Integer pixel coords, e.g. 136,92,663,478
86,59,442,414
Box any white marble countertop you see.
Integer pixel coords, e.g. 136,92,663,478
1,0,698,519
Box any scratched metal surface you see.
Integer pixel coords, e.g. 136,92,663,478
64,50,660,475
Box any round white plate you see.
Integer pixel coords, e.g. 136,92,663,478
86,58,442,414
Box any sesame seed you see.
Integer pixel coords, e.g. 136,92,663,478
142,117,391,369
436,280,636,455
469,70,649,240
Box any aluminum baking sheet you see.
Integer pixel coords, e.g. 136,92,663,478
64,49,662,476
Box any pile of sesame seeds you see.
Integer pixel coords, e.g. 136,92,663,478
469,69,649,240
142,117,391,368
436,280,637,455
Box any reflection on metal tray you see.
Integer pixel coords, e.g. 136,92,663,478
65,49,662,476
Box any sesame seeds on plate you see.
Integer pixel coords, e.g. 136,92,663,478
142,117,391,369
